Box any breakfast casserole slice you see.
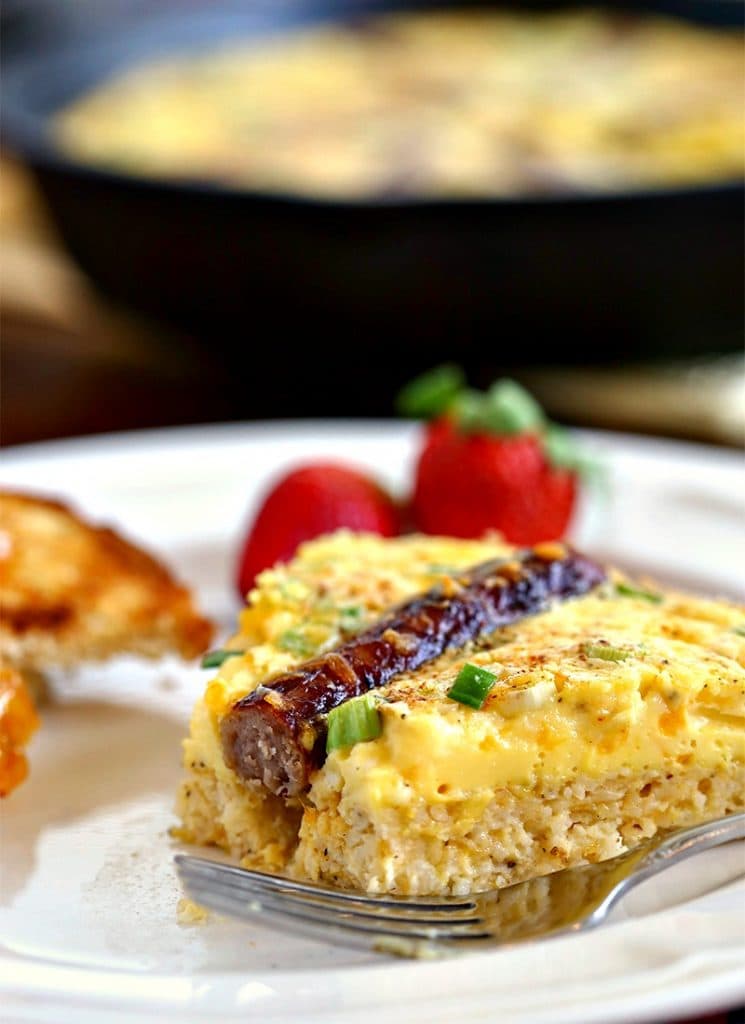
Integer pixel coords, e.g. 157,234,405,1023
177,533,744,896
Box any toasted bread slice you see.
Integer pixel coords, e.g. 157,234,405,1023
0,490,213,669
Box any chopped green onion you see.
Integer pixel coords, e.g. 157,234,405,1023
277,630,316,657
201,648,243,669
447,663,497,709
732,625,745,638
582,643,631,662
326,693,382,752
615,582,663,604
396,364,465,419
277,579,313,603
339,605,364,631
427,563,459,575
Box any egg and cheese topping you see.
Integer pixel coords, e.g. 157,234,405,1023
328,589,745,816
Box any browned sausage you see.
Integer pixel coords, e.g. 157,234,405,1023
221,545,605,797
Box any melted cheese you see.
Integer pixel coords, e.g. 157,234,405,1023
331,591,745,814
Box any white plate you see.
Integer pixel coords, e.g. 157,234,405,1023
1,422,744,1024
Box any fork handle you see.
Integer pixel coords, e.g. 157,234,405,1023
604,810,745,917
643,810,745,871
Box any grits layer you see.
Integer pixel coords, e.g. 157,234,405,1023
293,764,743,895
177,532,745,895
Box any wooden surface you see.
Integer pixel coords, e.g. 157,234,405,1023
0,159,234,445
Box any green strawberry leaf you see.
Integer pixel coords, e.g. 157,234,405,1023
449,388,488,433
396,364,465,419
451,379,545,436
396,365,604,485
482,380,546,435
542,424,605,485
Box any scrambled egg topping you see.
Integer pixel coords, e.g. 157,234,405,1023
204,532,511,716
196,533,745,814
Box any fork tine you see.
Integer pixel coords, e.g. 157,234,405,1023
181,884,463,953
177,867,478,925
177,859,484,930
175,855,478,915
176,812,745,953
181,880,481,933
179,869,490,942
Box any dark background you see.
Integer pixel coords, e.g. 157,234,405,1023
1,0,743,447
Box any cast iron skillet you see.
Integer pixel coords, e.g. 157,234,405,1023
3,0,744,383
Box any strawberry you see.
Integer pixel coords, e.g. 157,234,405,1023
401,370,588,545
236,462,399,597
412,418,577,544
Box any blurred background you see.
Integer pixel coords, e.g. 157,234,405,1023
2,0,743,448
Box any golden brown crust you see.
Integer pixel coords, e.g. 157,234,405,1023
0,664,40,797
0,489,213,667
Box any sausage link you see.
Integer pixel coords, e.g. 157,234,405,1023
220,546,605,796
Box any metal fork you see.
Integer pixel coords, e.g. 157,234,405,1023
175,811,745,955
